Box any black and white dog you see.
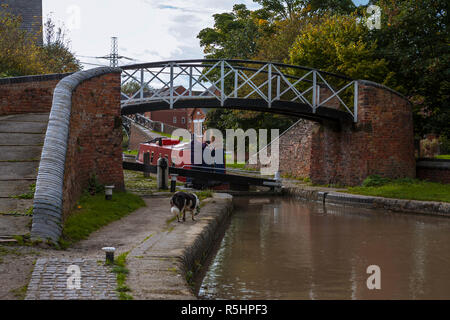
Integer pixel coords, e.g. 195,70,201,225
170,191,200,222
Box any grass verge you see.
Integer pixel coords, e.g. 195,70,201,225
60,192,145,248
195,190,213,201
123,150,138,156
435,155,450,160
345,177,450,203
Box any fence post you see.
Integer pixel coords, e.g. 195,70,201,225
170,174,178,193
143,152,150,178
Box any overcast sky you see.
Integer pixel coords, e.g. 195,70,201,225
42,0,369,69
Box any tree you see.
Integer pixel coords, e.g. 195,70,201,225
253,0,305,20
0,5,81,77
308,0,356,14
197,4,268,59
370,0,449,138
0,4,46,76
289,13,394,86
253,0,356,20
255,11,316,63
41,16,81,74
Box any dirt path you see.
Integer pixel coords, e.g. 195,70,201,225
60,196,170,259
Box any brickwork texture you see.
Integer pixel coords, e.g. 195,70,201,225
279,80,416,186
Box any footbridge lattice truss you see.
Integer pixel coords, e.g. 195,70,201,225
120,59,359,122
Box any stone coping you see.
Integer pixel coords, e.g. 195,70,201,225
416,158,450,169
0,73,73,85
357,79,411,103
284,186,450,217
126,193,233,299
31,67,122,242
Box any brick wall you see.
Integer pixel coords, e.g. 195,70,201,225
61,72,124,219
277,80,415,186
146,107,206,132
129,122,153,150
0,74,69,115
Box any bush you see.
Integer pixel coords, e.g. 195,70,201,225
361,175,391,187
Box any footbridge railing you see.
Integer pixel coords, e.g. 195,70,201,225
120,59,359,122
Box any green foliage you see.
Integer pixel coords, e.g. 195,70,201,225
197,4,264,59
255,12,315,63
370,0,449,138
0,6,81,77
194,190,213,201
60,192,145,248
439,135,450,155
289,13,393,85
12,183,36,199
346,179,450,203
253,0,305,20
199,0,448,139
88,174,104,195
361,174,391,187
253,0,356,20
124,170,158,194
123,150,138,156
112,252,133,300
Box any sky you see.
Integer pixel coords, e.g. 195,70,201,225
42,0,259,69
42,0,369,69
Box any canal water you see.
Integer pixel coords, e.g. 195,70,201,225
198,197,450,300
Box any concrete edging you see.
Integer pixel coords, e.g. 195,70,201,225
284,187,450,217
178,194,233,295
31,67,122,242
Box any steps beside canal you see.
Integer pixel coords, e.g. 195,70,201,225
0,113,49,238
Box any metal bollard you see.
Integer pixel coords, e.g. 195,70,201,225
157,157,169,190
170,174,178,193
102,247,116,264
105,185,114,200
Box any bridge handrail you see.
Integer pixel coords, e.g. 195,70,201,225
120,59,353,81
120,58,359,122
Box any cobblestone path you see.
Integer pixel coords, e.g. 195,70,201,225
25,258,118,300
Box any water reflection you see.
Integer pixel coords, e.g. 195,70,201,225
198,197,450,300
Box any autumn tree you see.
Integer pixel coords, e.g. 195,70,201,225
289,13,394,85
0,4,46,77
0,5,81,77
